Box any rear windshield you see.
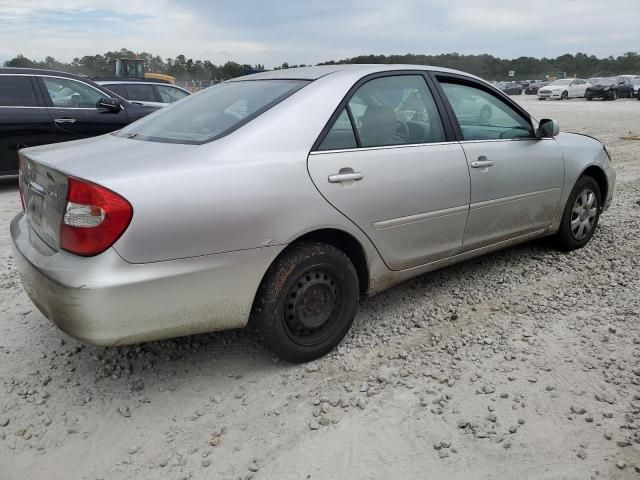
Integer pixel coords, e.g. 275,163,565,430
116,79,309,144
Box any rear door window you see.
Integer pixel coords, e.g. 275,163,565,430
318,109,358,150
126,84,157,102
349,75,446,147
104,84,128,98
318,75,446,150
0,75,38,107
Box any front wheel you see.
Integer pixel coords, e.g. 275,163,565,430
250,242,359,363
610,91,618,101
555,176,601,251
561,91,569,100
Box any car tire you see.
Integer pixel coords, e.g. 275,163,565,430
610,90,618,101
555,176,601,251
561,91,568,100
250,242,359,363
538,97,545,101
586,96,593,101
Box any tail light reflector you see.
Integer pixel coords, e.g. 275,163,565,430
60,177,133,256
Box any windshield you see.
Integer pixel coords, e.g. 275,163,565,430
549,79,571,86
595,78,616,85
634,78,640,85
116,79,308,144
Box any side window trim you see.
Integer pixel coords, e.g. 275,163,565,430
311,70,457,152
345,104,361,147
428,71,534,142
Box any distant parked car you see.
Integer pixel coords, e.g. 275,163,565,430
537,78,590,100
611,76,636,98
585,77,625,100
496,82,523,95
632,77,640,97
97,81,191,107
11,64,616,362
524,81,548,95
0,68,158,176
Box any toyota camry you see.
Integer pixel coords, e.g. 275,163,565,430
11,65,616,362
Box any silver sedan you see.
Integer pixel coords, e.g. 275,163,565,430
11,65,616,362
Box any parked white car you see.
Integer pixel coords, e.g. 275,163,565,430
97,81,190,107
538,78,590,100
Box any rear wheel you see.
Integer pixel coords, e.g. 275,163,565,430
250,242,359,363
555,176,601,251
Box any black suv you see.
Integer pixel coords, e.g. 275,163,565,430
0,68,157,176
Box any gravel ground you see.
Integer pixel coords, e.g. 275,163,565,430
1,95,639,480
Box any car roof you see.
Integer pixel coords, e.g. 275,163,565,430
228,64,484,82
0,67,91,80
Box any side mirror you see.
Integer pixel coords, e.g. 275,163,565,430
538,119,559,138
97,97,121,112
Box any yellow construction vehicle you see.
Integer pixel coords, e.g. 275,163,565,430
114,58,176,84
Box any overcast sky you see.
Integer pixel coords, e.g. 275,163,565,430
1,0,639,67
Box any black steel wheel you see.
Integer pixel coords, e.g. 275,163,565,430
555,176,602,251
251,242,359,363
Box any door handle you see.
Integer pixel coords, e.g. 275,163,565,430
54,118,76,124
470,156,494,168
328,172,364,183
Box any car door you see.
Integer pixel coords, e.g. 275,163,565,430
307,73,471,270
0,74,54,174
576,79,588,97
38,75,130,141
433,76,564,251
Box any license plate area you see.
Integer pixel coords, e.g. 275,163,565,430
21,156,68,251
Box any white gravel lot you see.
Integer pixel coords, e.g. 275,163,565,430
1,95,639,480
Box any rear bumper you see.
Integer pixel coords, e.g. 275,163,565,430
11,212,284,346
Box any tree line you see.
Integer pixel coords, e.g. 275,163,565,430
4,49,640,81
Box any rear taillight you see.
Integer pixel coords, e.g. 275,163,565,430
60,177,133,256
18,156,25,211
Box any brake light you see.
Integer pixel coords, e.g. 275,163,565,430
18,156,25,211
60,177,133,256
